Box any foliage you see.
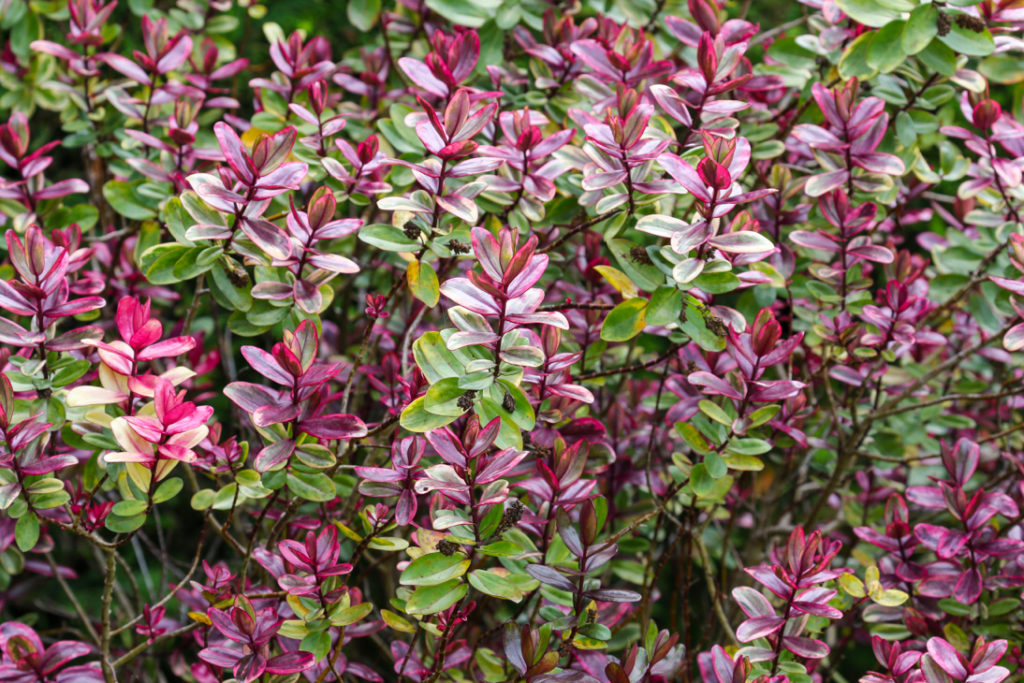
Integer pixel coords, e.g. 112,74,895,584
0,0,1023,681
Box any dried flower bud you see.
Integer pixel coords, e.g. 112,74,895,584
436,539,459,556
937,11,952,35
630,246,652,265
954,13,986,32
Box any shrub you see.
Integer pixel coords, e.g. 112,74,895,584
0,0,1023,681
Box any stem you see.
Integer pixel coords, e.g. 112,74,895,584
100,548,117,683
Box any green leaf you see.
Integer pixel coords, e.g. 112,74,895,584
153,477,183,504
839,32,876,80
767,37,818,70
400,396,459,432
359,224,420,252
902,4,938,55
680,296,726,352
722,452,764,471
14,514,38,552
749,405,780,427
347,0,381,31
103,180,157,220
698,400,731,426
105,513,146,533
208,262,253,312
676,422,711,453
495,380,536,431
408,259,440,307
401,552,471,586
726,438,772,455
867,20,907,72
191,489,216,510
919,39,958,77
835,0,902,26
469,569,525,602
424,377,470,416
367,536,410,551
692,271,741,295
424,0,501,28
330,601,374,626
50,360,91,388
301,632,332,661
979,55,1024,84
286,471,336,502
705,451,727,479
413,332,464,383
112,500,148,516
938,20,995,56
937,598,971,616
607,238,664,292
645,287,682,328
405,578,468,615
601,298,647,342
689,463,714,497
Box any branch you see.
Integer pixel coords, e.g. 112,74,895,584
575,345,680,381
540,210,623,254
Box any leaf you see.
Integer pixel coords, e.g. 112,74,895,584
401,396,460,432
413,332,464,383
408,259,440,307
330,602,373,626
607,238,664,292
469,569,525,602
699,400,731,426
347,0,381,31
593,265,639,299
690,463,714,497
286,471,336,502
680,296,726,352
874,588,909,607
706,231,774,255
839,573,867,598
867,20,907,72
14,514,39,552
105,513,146,533
835,0,902,27
112,500,148,516
726,438,772,455
705,451,728,479
400,552,471,586
601,298,647,342
919,39,958,77
424,377,470,417
103,180,157,220
381,609,417,633
208,261,253,312
359,224,420,252
424,0,501,28
902,4,938,54
646,286,683,327
524,564,575,592
405,579,468,615
838,32,876,80
676,422,711,453
692,271,740,295
938,21,995,56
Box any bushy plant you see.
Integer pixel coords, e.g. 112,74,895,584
0,0,1023,680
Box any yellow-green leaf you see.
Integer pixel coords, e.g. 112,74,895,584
601,298,647,342
593,265,639,299
408,259,440,307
